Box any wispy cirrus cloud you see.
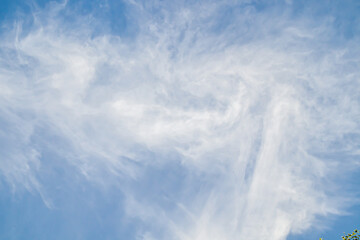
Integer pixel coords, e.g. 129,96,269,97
0,0,359,239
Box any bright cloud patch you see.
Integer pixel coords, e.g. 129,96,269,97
0,1,359,239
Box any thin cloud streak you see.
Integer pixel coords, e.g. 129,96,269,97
0,0,359,239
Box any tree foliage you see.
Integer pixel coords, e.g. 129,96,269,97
320,229,359,240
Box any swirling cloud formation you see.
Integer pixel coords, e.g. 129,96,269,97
0,0,359,239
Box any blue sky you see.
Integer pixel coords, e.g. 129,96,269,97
0,0,359,239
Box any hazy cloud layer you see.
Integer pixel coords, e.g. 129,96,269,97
0,0,359,239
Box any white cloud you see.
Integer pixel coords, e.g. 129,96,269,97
0,0,359,239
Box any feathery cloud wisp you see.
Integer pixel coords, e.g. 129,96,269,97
0,0,359,239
